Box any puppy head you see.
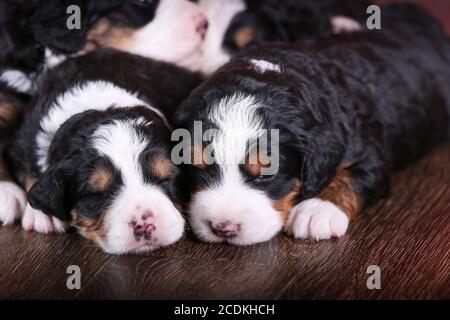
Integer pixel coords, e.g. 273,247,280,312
223,0,332,53
29,108,184,254
176,62,344,245
84,0,209,68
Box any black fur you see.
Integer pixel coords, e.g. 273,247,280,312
223,0,370,54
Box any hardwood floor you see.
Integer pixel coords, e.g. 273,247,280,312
0,144,449,300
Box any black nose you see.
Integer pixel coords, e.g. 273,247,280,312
210,221,240,238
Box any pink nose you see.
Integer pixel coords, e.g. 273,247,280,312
210,221,240,238
131,212,156,241
196,17,208,39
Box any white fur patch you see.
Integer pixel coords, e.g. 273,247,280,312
208,93,263,166
92,119,150,187
129,0,207,68
189,93,283,245
0,181,27,225
35,80,166,171
91,119,185,254
285,198,349,240
22,203,68,234
0,70,36,94
330,16,362,34
249,59,281,73
188,0,246,74
44,48,67,69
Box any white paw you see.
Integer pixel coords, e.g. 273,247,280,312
0,181,27,225
331,16,362,34
22,203,68,234
285,198,349,240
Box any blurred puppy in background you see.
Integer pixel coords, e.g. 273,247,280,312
191,0,369,75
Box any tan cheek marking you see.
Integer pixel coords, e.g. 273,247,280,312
25,175,37,192
318,167,361,220
89,166,113,192
84,18,136,53
234,26,255,48
272,179,302,222
0,144,11,180
151,156,174,180
0,100,19,132
71,209,107,242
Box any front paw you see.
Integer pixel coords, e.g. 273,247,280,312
0,181,27,225
285,198,349,240
22,204,68,234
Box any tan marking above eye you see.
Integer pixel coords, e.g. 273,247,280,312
84,18,135,53
89,166,113,192
150,155,174,180
191,144,208,169
234,26,255,49
0,99,19,131
244,151,271,176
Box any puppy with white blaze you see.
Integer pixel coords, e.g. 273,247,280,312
191,0,368,75
4,49,202,254
175,4,450,245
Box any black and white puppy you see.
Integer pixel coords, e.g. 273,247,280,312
192,0,369,75
2,49,202,254
175,4,450,245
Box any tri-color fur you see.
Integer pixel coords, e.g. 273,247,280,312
3,48,202,254
175,4,450,245
193,0,369,74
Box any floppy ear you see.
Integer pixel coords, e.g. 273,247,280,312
30,0,87,53
30,0,122,53
28,161,73,221
298,130,345,199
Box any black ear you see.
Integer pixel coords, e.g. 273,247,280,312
28,161,73,221
30,0,89,54
298,130,344,199
30,0,122,54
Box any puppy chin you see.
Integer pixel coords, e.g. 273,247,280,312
87,187,185,255
188,187,283,246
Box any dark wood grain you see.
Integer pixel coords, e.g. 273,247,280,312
0,144,449,300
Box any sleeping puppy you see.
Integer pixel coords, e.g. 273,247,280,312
2,48,202,254
174,4,450,245
191,0,369,75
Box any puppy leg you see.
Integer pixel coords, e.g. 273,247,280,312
0,144,27,225
286,148,389,240
0,92,30,224
21,176,69,234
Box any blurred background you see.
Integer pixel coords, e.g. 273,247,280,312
376,0,450,33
